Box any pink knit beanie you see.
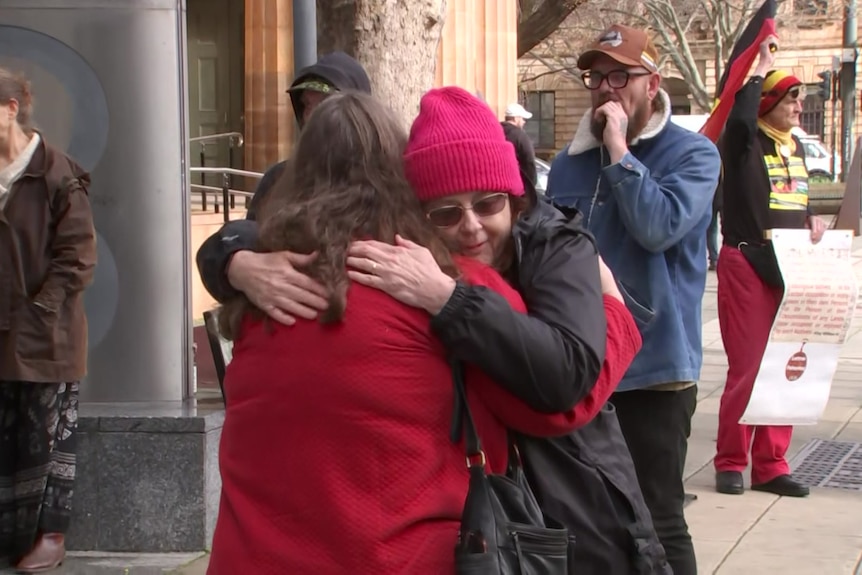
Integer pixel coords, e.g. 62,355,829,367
404,86,525,202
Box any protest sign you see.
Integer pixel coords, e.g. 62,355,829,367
741,229,858,425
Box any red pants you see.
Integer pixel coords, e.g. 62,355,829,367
714,246,793,484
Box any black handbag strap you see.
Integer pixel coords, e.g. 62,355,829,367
449,358,526,473
448,358,485,467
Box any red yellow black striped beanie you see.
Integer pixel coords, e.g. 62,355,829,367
759,70,803,116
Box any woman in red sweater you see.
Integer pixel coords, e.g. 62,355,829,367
207,93,594,574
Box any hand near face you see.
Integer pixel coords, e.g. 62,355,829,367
594,101,629,159
347,235,456,315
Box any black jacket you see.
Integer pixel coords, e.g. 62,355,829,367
501,121,538,187
431,192,606,412
719,77,811,247
433,191,669,574
195,52,371,302
518,410,671,575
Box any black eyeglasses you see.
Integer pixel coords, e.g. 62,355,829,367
426,193,509,228
581,70,651,90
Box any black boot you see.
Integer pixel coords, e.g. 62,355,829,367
715,470,744,495
751,474,810,497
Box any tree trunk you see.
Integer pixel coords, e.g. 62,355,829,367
518,0,587,57
317,0,448,127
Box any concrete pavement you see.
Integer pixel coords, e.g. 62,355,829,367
682,237,862,575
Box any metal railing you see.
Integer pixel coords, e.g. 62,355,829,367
189,167,263,222
190,132,245,189
189,131,245,147
188,131,263,221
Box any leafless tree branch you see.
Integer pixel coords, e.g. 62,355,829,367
518,0,591,57
524,0,818,112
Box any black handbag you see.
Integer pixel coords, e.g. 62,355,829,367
450,359,573,574
738,241,784,288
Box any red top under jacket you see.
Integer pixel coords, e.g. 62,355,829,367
207,257,640,574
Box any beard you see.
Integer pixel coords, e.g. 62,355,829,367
590,96,653,144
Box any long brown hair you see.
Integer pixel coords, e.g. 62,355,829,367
218,92,459,340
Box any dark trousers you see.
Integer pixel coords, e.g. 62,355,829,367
0,381,79,564
612,386,698,575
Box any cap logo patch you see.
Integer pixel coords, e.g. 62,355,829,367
599,30,623,47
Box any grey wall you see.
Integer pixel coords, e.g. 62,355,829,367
0,0,192,401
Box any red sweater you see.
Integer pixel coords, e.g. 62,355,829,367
208,258,640,575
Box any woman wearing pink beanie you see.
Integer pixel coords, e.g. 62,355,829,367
207,92,591,575
347,86,671,574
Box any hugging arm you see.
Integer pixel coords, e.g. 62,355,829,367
431,227,607,413
469,295,642,436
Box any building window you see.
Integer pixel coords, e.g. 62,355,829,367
800,89,826,140
523,91,556,149
794,0,828,16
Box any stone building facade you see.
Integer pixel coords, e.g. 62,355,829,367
190,0,519,319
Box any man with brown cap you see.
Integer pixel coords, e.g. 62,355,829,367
547,24,721,575
714,37,826,499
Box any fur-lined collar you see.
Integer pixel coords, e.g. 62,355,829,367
567,89,672,156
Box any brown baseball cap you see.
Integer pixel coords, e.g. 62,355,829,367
577,24,659,73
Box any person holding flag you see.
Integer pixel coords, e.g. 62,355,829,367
700,0,778,275
713,36,828,498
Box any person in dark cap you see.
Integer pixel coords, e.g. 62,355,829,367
287,51,373,132
195,51,371,316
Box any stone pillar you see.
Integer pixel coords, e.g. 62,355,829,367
435,0,518,119
481,0,518,117
244,0,296,175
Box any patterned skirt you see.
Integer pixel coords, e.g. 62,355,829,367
0,381,79,564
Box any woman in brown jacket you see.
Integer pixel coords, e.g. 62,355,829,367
0,68,97,572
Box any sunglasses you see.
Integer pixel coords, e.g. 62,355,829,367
786,86,806,101
768,86,806,101
426,193,509,228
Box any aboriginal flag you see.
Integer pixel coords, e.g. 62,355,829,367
699,0,777,142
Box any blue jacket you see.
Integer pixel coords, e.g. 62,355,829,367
547,96,720,391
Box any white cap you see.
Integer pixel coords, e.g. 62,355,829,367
505,103,532,119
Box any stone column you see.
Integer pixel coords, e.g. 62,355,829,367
244,0,296,175
435,0,518,119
